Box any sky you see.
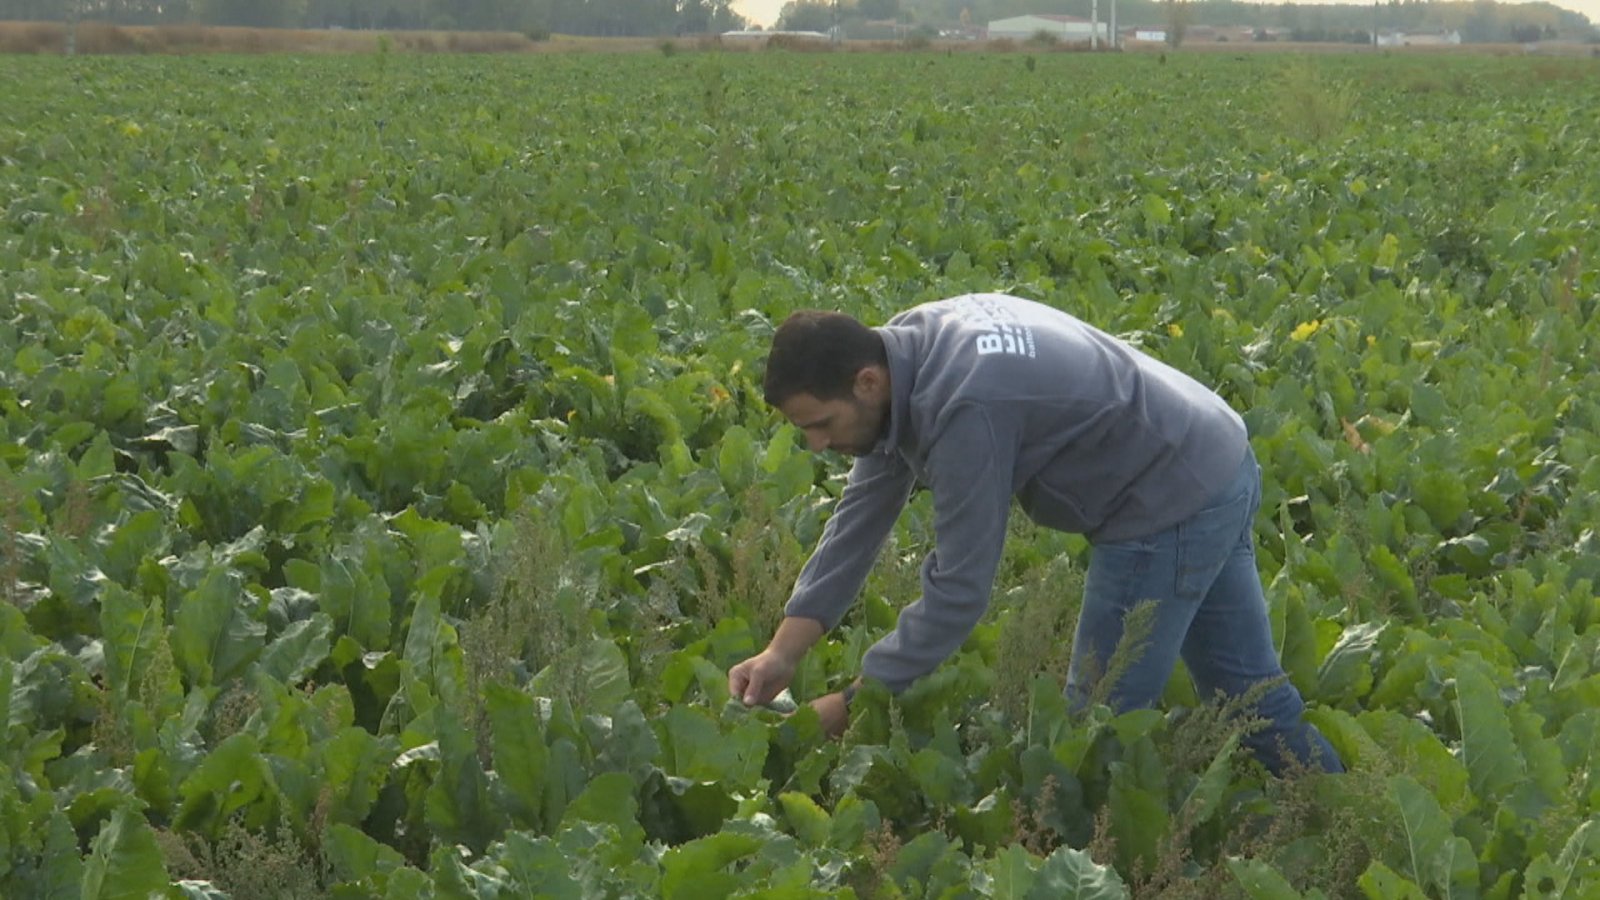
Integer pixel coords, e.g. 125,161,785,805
730,0,1599,30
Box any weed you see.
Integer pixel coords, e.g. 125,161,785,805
1276,59,1354,143
1010,773,1067,856
158,810,330,900
847,822,903,899
206,680,260,746
1087,599,1159,709
461,512,594,751
1163,679,1273,775
0,478,23,607
683,487,807,640
991,555,1080,724
90,688,137,769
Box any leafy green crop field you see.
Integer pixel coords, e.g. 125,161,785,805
2,49,1599,899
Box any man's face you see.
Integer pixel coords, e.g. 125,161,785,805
778,368,890,458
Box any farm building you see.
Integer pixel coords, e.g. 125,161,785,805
1376,29,1462,46
986,14,1111,42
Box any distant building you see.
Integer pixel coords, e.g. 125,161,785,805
720,29,830,40
986,14,1111,42
1133,28,1166,42
1376,29,1462,46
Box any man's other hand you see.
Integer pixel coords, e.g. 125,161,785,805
810,692,849,738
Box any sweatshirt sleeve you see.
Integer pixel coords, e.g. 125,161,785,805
860,407,1013,693
783,451,916,631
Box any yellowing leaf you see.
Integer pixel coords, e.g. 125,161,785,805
1376,233,1400,269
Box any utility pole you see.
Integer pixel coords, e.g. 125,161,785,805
1110,0,1117,48
1091,0,1099,48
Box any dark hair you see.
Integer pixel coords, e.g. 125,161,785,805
762,310,887,407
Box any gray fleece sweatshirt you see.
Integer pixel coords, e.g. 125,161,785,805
783,293,1249,693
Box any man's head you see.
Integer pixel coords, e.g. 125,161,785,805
763,310,891,457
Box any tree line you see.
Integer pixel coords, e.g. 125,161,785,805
0,0,748,36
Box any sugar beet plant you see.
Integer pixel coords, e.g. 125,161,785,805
1,50,1599,899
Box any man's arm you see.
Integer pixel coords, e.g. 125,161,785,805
729,451,914,708
859,407,1013,693
783,451,916,630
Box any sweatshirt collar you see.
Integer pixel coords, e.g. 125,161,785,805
873,325,915,455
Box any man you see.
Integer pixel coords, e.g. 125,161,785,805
727,293,1342,775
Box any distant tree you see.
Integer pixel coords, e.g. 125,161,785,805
706,0,747,31
1164,0,1191,46
777,0,831,30
858,0,898,20
1278,1,1301,30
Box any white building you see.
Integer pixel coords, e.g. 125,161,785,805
986,14,1111,42
1376,29,1462,46
1133,28,1166,42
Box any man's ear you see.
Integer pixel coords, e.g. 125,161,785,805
853,365,886,401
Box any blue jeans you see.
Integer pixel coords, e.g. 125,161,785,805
1065,447,1344,775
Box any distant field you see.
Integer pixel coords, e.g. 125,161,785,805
2,19,1595,55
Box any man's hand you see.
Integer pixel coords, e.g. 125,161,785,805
810,692,849,738
728,648,798,707
729,617,825,706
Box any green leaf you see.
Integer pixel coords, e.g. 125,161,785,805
171,568,266,687
1181,733,1239,828
499,831,584,900
98,584,165,702
424,714,503,854
1024,844,1128,900
1228,857,1309,900
829,793,879,850
596,699,660,783
1392,775,1477,897
1453,654,1526,803
1521,820,1600,900
911,747,974,809
257,613,332,684
319,726,397,827
1106,739,1168,877
532,638,631,714
716,425,758,496
176,732,273,835
561,771,642,839
487,682,550,829
1509,704,1568,810
1143,194,1172,227
661,705,768,789
1358,710,1470,811
81,807,169,900
777,792,831,848
985,844,1040,900
1357,860,1429,900
319,551,392,652
322,822,405,884
1317,621,1386,704
660,831,764,900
